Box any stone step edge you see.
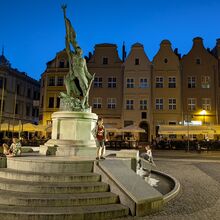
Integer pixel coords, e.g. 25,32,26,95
0,203,129,214
0,190,118,200
0,177,106,187
0,168,100,178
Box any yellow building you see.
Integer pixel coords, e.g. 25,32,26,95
123,43,152,141
39,50,68,129
88,44,123,128
152,40,182,138
40,38,220,140
40,44,124,131
181,37,218,126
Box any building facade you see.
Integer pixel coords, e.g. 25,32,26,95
181,37,218,127
39,37,220,140
88,44,123,128
123,43,152,141
39,50,68,127
152,40,182,138
211,39,220,124
0,52,40,129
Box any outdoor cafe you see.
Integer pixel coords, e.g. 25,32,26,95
105,124,146,148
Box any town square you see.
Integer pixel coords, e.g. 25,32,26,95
0,0,220,219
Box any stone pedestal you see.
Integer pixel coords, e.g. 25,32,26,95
40,111,98,157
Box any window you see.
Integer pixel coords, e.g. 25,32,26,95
126,100,134,110
188,76,196,88
32,108,35,117
57,77,64,86
27,88,32,98
48,77,55,86
155,98,163,110
168,77,176,88
135,58,140,65
36,109,39,117
156,77,163,88
187,98,196,111
59,60,65,68
126,78,134,88
94,77,102,88
108,77,116,88
140,78,148,88
56,97,60,108
0,77,6,89
33,91,39,100
0,78,3,88
196,58,201,64
26,105,30,116
33,91,37,100
93,98,102,109
48,97,54,108
201,76,210,88
103,57,108,65
164,58,168,63
141,112,147,119
140,100,147,110
202,98,211,111
124,121,133,127
15,103,19,114
168,98,176,110
16,84,20,95
0,99,5,111
107,98,116,109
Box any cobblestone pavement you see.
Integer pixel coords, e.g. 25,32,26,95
115,158,220,220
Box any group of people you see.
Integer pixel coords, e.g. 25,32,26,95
2,138,22,157
1,118,155,163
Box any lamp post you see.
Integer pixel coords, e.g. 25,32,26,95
200,109,207,125
186,111,191,152
200,109,207,140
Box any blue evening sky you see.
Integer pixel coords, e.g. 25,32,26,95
0,0,220,80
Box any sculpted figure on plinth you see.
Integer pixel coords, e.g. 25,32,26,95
60,5,95,111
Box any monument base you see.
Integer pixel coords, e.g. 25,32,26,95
40,111,98,157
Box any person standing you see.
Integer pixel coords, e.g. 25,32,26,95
92,118,107,160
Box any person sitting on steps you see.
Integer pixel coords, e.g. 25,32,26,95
3,137,22,157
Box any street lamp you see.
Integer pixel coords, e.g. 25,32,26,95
199,109,207,125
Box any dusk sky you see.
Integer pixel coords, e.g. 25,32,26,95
0,0,220,80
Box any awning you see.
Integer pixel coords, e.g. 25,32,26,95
0,123,13,131
158,125,219,135
105,124,120,132
121,125,145,133
13,123,47,132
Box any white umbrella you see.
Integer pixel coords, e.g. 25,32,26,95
121,125,145,133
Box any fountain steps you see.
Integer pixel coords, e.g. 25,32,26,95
0,156,129,220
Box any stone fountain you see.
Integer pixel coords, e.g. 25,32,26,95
40,5,98,157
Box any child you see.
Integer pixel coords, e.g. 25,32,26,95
140,145,155,165
92,117,107,160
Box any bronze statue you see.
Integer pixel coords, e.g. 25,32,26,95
60,5,94,111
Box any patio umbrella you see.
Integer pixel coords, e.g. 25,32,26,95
0,123,13,131
121,125,145,133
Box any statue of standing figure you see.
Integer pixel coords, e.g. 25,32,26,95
60,5,95,110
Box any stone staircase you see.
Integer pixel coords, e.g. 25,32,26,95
0,156,129,220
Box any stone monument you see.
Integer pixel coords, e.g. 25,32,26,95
40,5,98,157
